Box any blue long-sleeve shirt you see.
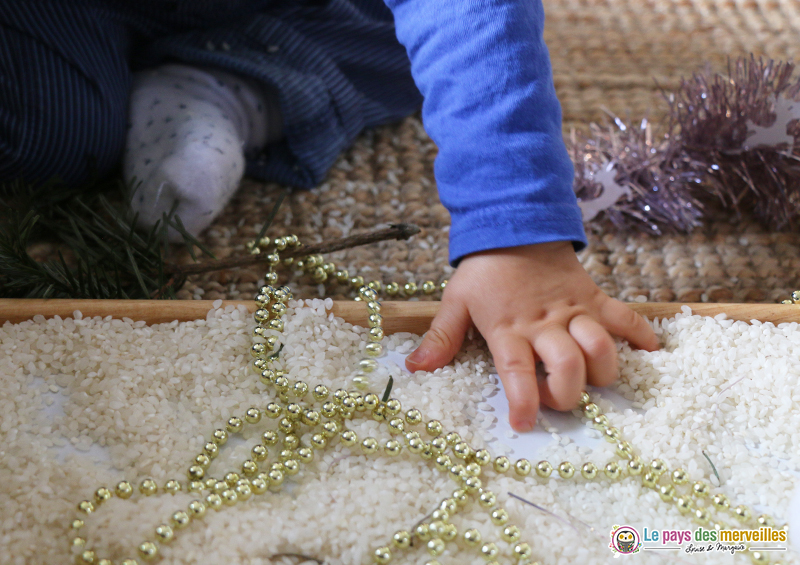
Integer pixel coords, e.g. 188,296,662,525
385,0,587,263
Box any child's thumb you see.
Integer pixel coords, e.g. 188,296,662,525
405,301,470,372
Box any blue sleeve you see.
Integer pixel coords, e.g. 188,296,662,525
383,0,587,264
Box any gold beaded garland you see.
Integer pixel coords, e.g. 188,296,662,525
64,234,784,564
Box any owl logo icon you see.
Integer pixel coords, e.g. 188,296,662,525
609,525,641,556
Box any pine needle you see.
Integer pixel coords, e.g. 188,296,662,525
702,450,721,484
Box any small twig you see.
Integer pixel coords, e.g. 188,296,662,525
508,492,586,533
163,223,421,277
381,375,394,403
270,553,325,564
702,450,721,484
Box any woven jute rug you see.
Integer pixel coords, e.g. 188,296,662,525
179,0,800,304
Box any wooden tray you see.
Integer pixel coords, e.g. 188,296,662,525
2,299,800,334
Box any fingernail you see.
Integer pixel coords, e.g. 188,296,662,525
512,417,536,433
406,347,426,366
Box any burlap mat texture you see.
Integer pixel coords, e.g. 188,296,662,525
178,0,800,304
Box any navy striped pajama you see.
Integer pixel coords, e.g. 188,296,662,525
0,0,422,188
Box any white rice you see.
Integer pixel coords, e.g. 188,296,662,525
0,301,798,564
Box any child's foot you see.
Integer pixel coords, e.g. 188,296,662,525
124,64,281,238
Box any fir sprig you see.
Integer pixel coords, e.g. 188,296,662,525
0,177,211,299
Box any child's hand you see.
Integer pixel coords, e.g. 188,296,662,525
405,241,659,432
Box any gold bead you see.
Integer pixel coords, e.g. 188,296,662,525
194,454,211,469
445,432,461,445
251,477,268,494
341,430,358,446
692,481,710,497
676,496,693,514
490,508,509,525
312,384,329,401
558,462,575,479
203,442,219,459
115,481,134,499
440,498,457,513
439,279,448,291
579,391,590,406
430,437,447,454
581,462,598,480
296,447,314,463
392,530,411,549
474,449,491,466
650,459,667,475
71,519,84,530
465,462,482,476
712,493,730,509
734,505,751,522
139,479,158,496
138,542,158,561
335,269,350,283
283,460,300,475
514,459,532,477
268,469,284,487
672,468,688,485
404,408,422,425
442,523,458,541
385,282,400,295
750,551,769,564
513,542,533,559
221,490,238,506
322,421,339,438
373,546,392,564
205,493,223,510
164,479,182,494
359,358,379,373
251,444,268,462
628,458,644,476
480,542,499,559
350,275,365,288
262,430,279,445
757,514,774,527
244,407,262,424
426,538,445,556
367,280,382,292
434,455,451,471
478,490,497,508
403,282,418,295
694,508,709,525
225,472,240,486
155,524,174,543
369,327,384,341
188,465,205,480
616,441,634,459
385,399,401,415
93,487,112,505
235,484,252,501
251,342,266,357
279,418,295,434
502,525,521,543
361,437,379,455
425,420,444,436
592,415,609,429
641,472,658,489
463,528,482,547
422,281,436,294
121,560,139,565
310,433,327,449
603,427,621,443
454,442,472,459
72,536,86,548
415,523,431,541
604,462,622,481
536,460,553,478
241,460,258,476
383,439,402,456
583,402,599,419
78,550,96,564
659,484,676,501
211,429,228,445
365,342,383,357
188,500,206,518
172,510,191,529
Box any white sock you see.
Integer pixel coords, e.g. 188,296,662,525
124,64,282,239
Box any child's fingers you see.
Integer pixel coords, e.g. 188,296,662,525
598,298,659,351
405,299,470,372
533,325,586,411
568,314,618,387
487,334,540,432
